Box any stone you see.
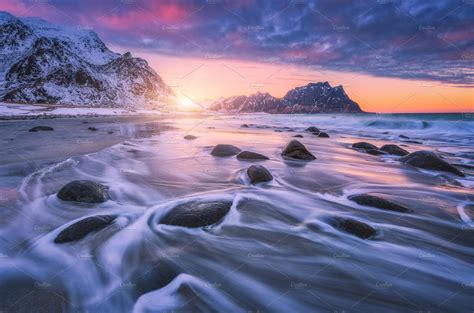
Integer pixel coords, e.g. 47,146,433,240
366,149,386,155
184,135,197,140
349,193,412,213
281,140,316,161
54,215,117,243
380,144,409,156
305,126,320,134
29,126,54,132
400,150,464,177
318,132,330,138
237,151,269,161
88,127,98,131
332,217,376,239
352,142,377,151
210,144,241,157
160,201,232,227
57,180,109,203
247,165,273,184
293,134,304,138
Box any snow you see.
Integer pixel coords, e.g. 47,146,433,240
0,102,163,117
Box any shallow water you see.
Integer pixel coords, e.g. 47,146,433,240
0,113,473,312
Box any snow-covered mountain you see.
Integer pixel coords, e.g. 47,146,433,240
210,82,363,114
0,11,173,108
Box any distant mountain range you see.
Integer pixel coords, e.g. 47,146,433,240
0,11,173,108
210,82,363,113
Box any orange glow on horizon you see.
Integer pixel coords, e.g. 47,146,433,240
124,47,473,113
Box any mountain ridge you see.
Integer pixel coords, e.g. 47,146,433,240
0,11,173,108
210,82,363,114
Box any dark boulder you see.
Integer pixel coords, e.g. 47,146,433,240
160,200,232,227
281,140,316,161
380,144,409,156
349,193,412,213
247,165,273,184
305,126,320,134
29,126,54,132
366,149,386,156
399,135,409,139
210,144,241,157
293,134,304,138
237,151,269,161
318,132,330,138
184,135,197,140
352,142,377,151
241,124,250,128
88,127,98,131
57,180,109,203
54,215,117,243
400,150,464,177
332,217,376,239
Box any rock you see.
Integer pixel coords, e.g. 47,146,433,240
366,149,386,155
352,142,378,151
28,126,54,132
332,217,376,239
399,134,409,139
237,151,269,161
241,124,249,128
88,127,98,131
380,144,409,156
293,134,304,138
247,165,273,184
305,126,320,134
54,215,117,243
400,150,464,177
318,132,330,138
184,135,197,140
281,140,316,161
57,180,109,203
402,140,422,144
160,201,232,227
210,144,241,157
348,193,412,213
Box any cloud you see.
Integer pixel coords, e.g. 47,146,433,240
2,0,473,85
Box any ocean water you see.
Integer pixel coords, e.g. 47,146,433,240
0,113,472,312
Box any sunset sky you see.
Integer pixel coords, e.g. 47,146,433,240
2,0,473,113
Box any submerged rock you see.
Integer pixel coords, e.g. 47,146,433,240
160,201,232,227
305,126,320,134
400,150,464,177
88,127,98,131
241,124,250,128
332,217,376,239
54,215,117,243
184,135,197,140
281,140,316,161
293,134,304,138
318,132,330,138
210,144,241,157
380,144,409,156
349,193,412,213
399,134,409,139
57,180,109,203
352,142,377,151
237,151,269,161
29,126,54,132
247,165,273,184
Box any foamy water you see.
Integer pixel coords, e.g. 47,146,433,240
0,113,473,312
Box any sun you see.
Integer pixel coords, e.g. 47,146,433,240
177,95,202,111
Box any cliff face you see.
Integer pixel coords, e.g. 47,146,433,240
210,82,363,114
0,12,173,108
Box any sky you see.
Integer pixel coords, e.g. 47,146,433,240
1,0,473,112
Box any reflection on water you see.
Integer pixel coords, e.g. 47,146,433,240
0,113,473,312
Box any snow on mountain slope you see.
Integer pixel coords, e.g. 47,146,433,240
0,11,174,108
210,82,363,114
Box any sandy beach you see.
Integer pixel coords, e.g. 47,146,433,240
0,113,473,312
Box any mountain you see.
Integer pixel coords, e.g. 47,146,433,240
0,12,173,108
210,82,363,113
